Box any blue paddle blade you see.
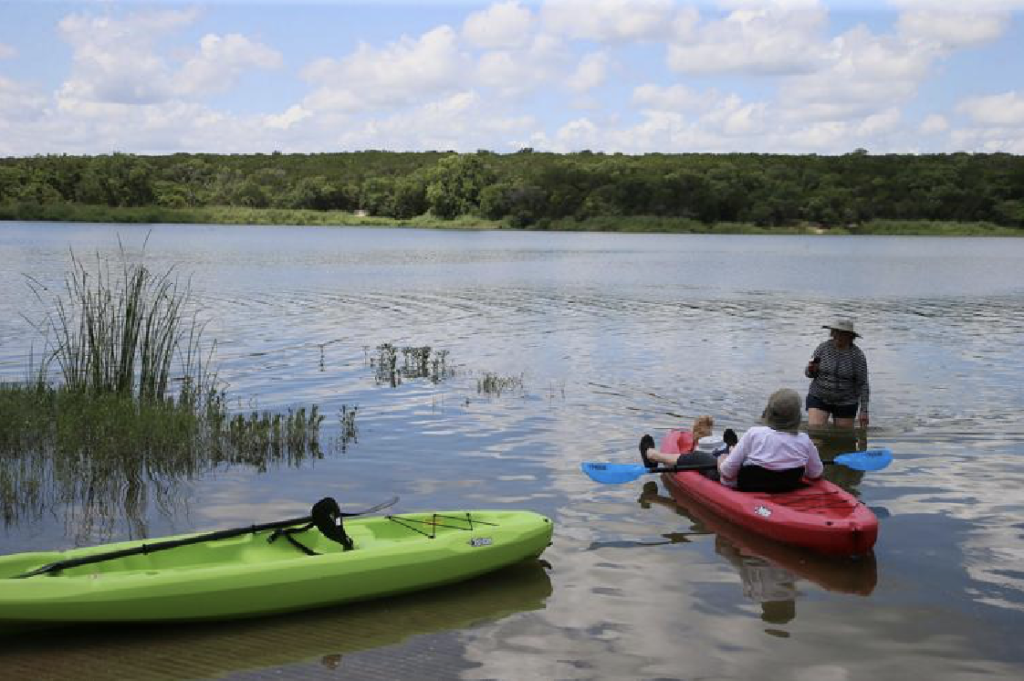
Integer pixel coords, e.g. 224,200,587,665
581,462,649,484
834,448,893,471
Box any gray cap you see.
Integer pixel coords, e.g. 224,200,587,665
762,388,802,433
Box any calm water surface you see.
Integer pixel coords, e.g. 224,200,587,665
1,222,1023,679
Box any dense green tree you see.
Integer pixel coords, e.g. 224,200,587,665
360,177,395,216
2,150,1023,229
426,154,496,218
391,175,428,219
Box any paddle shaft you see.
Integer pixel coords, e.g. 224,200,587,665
16,497,398,578
649,459,846,475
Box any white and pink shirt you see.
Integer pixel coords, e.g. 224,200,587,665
718,426,823,485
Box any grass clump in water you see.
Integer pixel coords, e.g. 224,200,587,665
337,404,358,452
477,372,525,397
371,343,452,386
0,247,332,533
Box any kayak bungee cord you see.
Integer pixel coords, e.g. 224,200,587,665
385,513,499,539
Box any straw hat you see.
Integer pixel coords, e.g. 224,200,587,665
823,318,860,338
762,388,802,433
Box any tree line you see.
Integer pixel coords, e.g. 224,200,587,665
2,149,1023,229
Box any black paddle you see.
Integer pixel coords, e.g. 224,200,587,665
15,496,399,578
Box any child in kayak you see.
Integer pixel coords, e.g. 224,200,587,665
639,388,822,493
639,415,736,481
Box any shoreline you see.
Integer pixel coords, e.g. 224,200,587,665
1,204,1021,237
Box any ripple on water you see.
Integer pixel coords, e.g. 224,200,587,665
2,224,1024,676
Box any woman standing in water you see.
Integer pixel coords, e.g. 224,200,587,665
805,319,870,429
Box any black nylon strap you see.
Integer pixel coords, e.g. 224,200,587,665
281,529,319,556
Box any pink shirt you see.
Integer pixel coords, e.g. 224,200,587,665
718,426,823,484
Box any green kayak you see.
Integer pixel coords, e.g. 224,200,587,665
0,503,553,624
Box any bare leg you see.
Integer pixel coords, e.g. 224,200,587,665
644,449,681,467
833,417,856,428
808,407,831,427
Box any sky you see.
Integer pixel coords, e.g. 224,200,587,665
1,0,1023,156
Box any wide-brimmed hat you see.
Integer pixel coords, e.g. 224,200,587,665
823,318,860,338
762,388,802,433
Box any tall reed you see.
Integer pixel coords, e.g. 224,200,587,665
2,248,331,537
29,245,216,405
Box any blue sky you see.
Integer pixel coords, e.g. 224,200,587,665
1,0,1023,156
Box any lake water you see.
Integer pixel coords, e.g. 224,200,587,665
1,222,1023,679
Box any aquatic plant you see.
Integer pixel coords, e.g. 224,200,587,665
477,372,525,397
373,342,400,386
0,247,336,536
24,244,218,406
0,381,330,536
337,404,358,452
402,346,451,383
372,343,453,386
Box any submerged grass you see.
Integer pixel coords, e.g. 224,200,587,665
477,372,525,397
371,343,453,387
0,382,326,534
0,246,333,534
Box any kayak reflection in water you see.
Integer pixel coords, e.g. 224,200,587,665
639,388,824,493
638,481,877,625
716,539,798,624
637,482,797,623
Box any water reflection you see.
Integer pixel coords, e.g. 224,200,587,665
0,434,333,544
637,481,877,625
2,224,1024,676
0,560,552,679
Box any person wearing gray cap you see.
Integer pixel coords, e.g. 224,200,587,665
716,388,824,492
804,318,870,429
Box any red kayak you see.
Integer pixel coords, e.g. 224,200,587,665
659,430,878,556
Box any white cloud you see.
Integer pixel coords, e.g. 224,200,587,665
632,83,704,111
920,114,948,134
56,8,198,104
302,26,471,112
857,107,901,136
174,33,282,96
2,1,1022,156
264,105,312,131
889,0,1024,11
897,9,1010,49
542,0,677,42
462,1,534,49
779,25,934,122
55,8,280,106
333,91,536,151
4,98,284,155
950,127,1024,154
721,100,769,136
477,51,524,91
667,2,828,75
958,91,1024,126
551,117,601,149
476,34,571,98
567,52,609,92
0,76,47,121
625,87,778,147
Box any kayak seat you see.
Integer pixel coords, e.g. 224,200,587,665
737,465,806,493
267,497,356,555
